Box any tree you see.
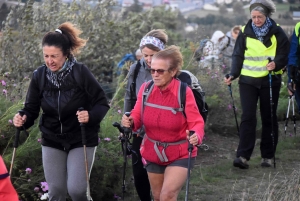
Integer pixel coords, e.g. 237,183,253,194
0,0,183,99
219,4,228,15
0,3,10,29
233,2,245,16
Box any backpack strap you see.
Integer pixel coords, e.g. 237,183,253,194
0,172,9,180
221,36,231,51
142,80,184,118
180,81,187,118
144,134,187,163
129,61,142,110
71,63,85,93
141,80,155,119
35,66,46,98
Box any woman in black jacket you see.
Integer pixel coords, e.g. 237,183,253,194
13,22,109,201
224,0,289,169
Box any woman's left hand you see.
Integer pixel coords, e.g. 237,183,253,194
186,130,198,146
77,110,89,123
266,61,276,71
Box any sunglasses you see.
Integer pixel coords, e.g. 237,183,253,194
150,68,169,75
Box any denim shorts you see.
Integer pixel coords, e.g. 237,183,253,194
145,158,196,174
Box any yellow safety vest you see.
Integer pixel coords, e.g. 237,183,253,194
241,26,283,78
295,22,300,44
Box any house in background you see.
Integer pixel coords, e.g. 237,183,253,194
292,11,300,21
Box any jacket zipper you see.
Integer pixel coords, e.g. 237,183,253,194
58,90,62,134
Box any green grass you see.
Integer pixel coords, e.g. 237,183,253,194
177,135,300,200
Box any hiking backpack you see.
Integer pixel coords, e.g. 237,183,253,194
195,39,210,61
129,61,142,110
142,70,208,122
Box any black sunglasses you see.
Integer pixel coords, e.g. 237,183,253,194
150,68,169,75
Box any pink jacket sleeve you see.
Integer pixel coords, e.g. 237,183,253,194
185,87,205,144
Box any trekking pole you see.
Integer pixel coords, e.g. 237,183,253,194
267,58,276,168
121,112,131,201
284,95,292,137
78,107,92,201
292,95,296,136
185,130,195,201
225,74,239,136
9,110,25,177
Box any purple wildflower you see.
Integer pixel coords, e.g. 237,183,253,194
3,89,7,95
25,168,32,174
40,181,48,192
104,138,111,141
228,104,232,110
37,139,41,143
8,119,13,124
117,109,122,114
1,80,6,86
114,194,121,199
34,187,40,192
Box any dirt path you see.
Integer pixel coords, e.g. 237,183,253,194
187,121,300,201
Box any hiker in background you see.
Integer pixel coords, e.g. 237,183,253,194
117,49,144,76
199,30,228,71
221,25,241,75
122,45,205,201
135,48,143,61
123,29,168,201
287,22,300,113
0,156,18,201
13,22,109,201
224,0,289,169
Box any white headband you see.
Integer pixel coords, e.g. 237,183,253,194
55,29,62,34
139,36,165,50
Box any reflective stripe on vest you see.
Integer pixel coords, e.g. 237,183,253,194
241,26,283,77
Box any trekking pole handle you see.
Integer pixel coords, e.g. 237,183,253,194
123,112,131,134
188,130,195,152
267,57,273,73
14,110,25,148
125,112,131,118
78,107,87,145
225,74,232,87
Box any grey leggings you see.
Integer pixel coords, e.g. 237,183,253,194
42,146,97,201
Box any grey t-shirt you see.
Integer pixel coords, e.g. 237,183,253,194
123,58,152,137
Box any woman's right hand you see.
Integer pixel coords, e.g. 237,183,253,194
224,75,233,86
121,114,133,128
13,113,27,127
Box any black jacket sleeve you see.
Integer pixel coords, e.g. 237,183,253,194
23,69,42,129
230,31,245,80
273,26,290,71
80,64,110,126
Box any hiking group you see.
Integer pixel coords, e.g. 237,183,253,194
1,0,299,200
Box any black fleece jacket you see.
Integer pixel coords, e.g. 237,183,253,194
23,62,110,150
230,18,290,88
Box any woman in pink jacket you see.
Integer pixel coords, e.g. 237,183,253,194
0,156,18,201
122,45,205,201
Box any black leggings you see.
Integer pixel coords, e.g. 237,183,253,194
131,135,151,201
